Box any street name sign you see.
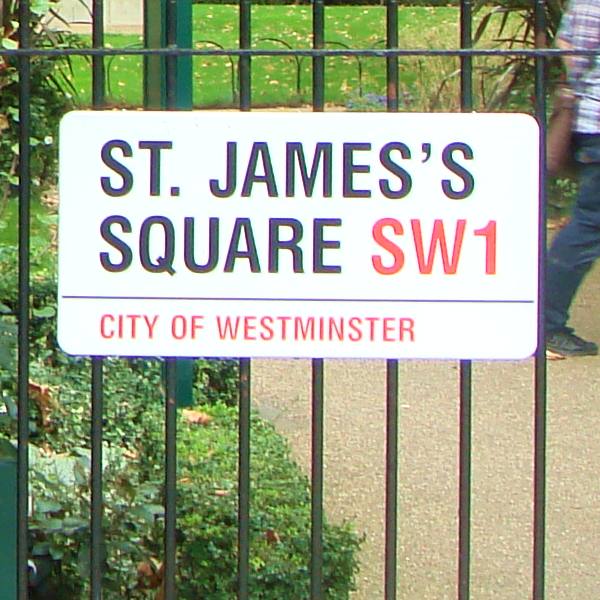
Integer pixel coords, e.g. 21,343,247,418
57,111,540,359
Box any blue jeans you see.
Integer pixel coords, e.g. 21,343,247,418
546,133,600,334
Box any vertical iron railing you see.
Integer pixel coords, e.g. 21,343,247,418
533,1,548,599
163,5,179,600
384,359,399,600
164,359,177,600
237,3,253,598
312,0,325,111
16,1,31,598
90,2,105,599
90,358,104,600
6,1,569,599
458,2,473,599
238,358,251,600
384,3,400,599
310,358,325,600
458,361,472,600
239,0,252,110
311,3,326,599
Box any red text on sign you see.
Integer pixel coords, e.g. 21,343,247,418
171,315,205,340
371,218,497,275
215,315,415,343
100,314,159,339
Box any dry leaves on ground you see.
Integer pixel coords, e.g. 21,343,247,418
181,409,213,426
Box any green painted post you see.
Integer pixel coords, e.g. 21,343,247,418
172,358,193,408
144,0,194,407
171,0,193,407
143,0,166,109
174,0,193,109
0,440,17,599
144,0,192,109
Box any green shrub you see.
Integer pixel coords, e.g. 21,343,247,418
28,441,164,599
24,399,361,599
0,54,66,203
1,0,79,205
177,403,361,599
0,241,58,361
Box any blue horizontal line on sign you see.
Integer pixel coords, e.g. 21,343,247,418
61,295,534,304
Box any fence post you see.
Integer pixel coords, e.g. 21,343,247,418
144,0,194,408
143,4,194,597
143,0,166,109
144,0,192,109
0,441,17,599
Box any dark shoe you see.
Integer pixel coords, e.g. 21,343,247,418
546,331,599,357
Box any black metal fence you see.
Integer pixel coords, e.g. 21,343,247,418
2,0,577,598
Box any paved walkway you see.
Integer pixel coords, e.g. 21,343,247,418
251,265,600,599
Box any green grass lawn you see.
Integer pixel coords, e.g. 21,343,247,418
62,4,518,110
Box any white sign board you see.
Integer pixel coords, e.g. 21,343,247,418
58,111,539,359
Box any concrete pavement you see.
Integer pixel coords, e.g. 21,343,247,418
251,265,600,599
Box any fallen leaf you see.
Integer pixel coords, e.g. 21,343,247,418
136,558,163,590
29,381,58,428
545,349,566,361
123,448,139,460
181,409,213,426
264,529,281,544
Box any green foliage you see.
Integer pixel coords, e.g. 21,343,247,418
0,239,58,372
471,0,566,110
0,298,16,363
0,307,17,426
22,397,360,599
195,358,239,405
0,0,79,206
0,234,57,427
548,175,578,221
177,405,361,598
0,54,64,202
28,441,163,598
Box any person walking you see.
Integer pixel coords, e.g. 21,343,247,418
546,0,600,357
